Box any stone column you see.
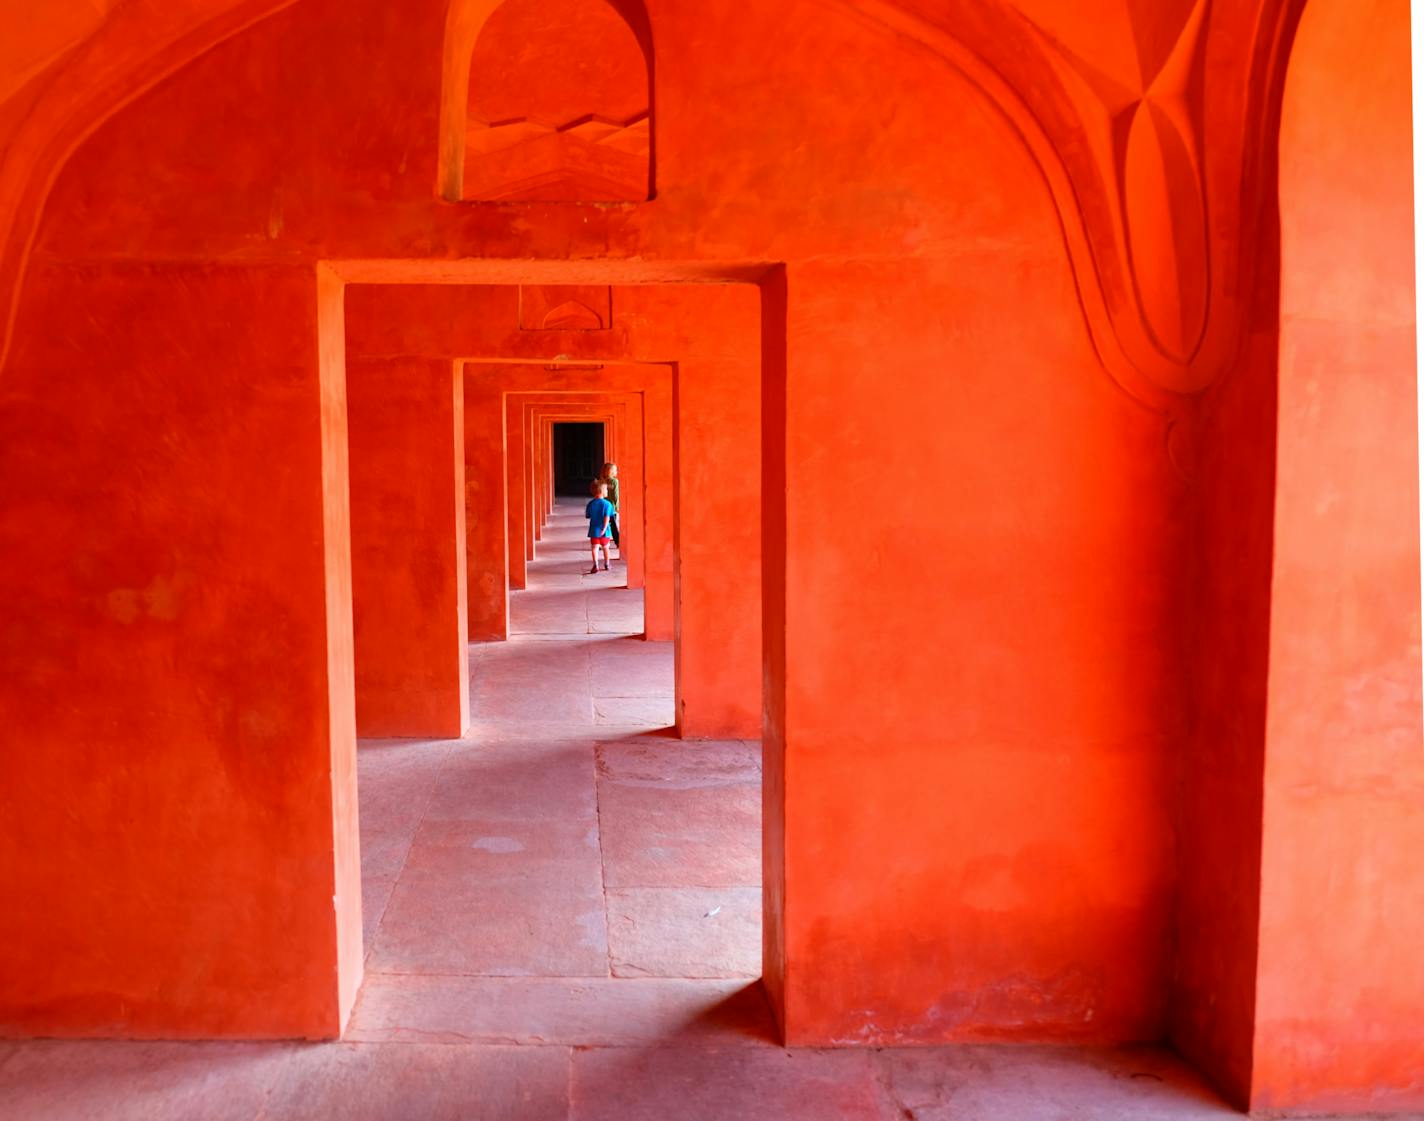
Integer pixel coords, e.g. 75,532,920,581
0,263,361,1037
673,358,762,739
462,375,508,641
348,356,470,733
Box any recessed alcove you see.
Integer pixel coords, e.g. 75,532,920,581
439,0,653,202
520,284,613,330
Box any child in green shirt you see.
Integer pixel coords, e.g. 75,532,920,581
600,462,621,556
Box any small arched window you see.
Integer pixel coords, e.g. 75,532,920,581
443,0,652,202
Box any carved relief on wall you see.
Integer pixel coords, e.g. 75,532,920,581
844,0,1302,424
1015,0,1210,365
0,0,1305,399
461,0,651,201
519,285,613,331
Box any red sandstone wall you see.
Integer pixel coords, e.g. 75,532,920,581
348,357,469,737
1174,322,1278,1105
0,263,357,1037
3,0,1196,1044
1172,2,1424,1109
773,256,1185,1044
464,376,513,641
1256,0,1424,1110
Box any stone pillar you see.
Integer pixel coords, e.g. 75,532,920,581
673,358,762,738
348,356,470,736
535,418,548,540
644,377,675,641
763,251,1187,1053
619,395,646,591
505,395,527,590
463,375,508,641
0,263,361,1037
523,400,538,559
1249,0,1424,1111
544,420,555,526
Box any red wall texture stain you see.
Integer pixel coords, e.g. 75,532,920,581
0,0,1418,1111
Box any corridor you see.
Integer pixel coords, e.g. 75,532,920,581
1,505,1254,1119
358,498,763,991
2,0,1420,1111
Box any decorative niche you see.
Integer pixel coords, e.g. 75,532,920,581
440,0,653,203
519,285,613,331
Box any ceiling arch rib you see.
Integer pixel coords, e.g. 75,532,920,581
0,0,1308,405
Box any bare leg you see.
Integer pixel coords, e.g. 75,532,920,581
589,541,599,574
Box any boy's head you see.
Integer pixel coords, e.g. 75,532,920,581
603,462,618,478
590,480,607,497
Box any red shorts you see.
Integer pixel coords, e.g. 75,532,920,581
590,536,613,545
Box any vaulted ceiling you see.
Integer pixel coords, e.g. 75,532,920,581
0,0,1307,406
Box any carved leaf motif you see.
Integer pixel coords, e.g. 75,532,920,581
1124,102,1209,358
542,300,605,330
1014,0,1210,365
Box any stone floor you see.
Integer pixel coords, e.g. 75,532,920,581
0,503,1336,1119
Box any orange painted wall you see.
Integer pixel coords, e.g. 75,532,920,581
1255,0,1424,1110
1171,316,1279,1105
0,263,361,1037
348,356,469,737
766,257,1185,1045
4,0,1401,1071
674,355,761,739
9,0,1176,1041
1168,2,1424,1108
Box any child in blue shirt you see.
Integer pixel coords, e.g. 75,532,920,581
585,480,615,574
